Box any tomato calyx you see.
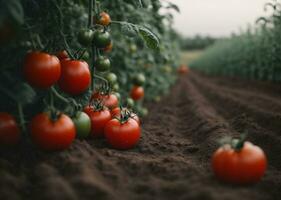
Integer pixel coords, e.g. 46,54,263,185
48,109,62,123
90,99,106,112
114,108,137,124
220,134,247,151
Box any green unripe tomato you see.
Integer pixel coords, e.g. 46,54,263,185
139,107,148,117
105,72,117,84
93,30,111,48
129,44,137,53
95,56,111,72
72,112,91,139
126,98,135,108
112,83,119,91
163,65,172,73
133,73,146,86
78,29,94,46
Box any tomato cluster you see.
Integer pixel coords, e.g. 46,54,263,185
24,51,91,95
0,9,145,151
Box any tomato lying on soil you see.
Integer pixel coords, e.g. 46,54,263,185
0,112,20,145
24,52,61,89
58,59,91,95
105,118,141,150
130,86,144,101
72,112,91,139
83,106,111,138
30,113,76,151
212,141,267,184
177,64,189,75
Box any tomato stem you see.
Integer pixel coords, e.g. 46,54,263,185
51,87,69,104
17,103,26,132
231,134,247,151
88,0,93,28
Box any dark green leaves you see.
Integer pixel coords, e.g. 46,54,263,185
0,82,36,106
166,2,180,13
138,27,159,50
115,21,160,50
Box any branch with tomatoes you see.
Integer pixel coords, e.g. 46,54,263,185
0,0,180,151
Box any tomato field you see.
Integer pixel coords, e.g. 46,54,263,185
0,0,281,199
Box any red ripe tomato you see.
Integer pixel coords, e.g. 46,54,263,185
56,50,69,60
0,112,20,145
83,106,111,138
130,86,144,101
58,59,91,95
177,64,189,75
91,92,118,110
131,114,140,125
30,113,76,151
95,12,111,26
24,52,61,89
105,118,141,149
111,107,121,117
103,94,118,109
212,141,267,184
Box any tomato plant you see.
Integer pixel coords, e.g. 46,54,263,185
23,52,61,89
29,113,76,151
58,59,91,95
130,86,144,101
212,137,267,184
105,118,141,150
0,112,20,145
83,105,111,138
72,111,91,139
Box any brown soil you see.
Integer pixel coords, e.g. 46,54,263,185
1,71,281,200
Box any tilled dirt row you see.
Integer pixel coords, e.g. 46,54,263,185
0,71,280,200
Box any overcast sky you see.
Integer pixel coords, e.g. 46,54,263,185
167,0,270,37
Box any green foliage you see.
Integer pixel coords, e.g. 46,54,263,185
0,0,180,122
191,0,281,82
181,35,218,51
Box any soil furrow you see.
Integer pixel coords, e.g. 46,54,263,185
0,73,280,200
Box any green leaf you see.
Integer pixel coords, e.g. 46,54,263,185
6,0,24,25
13,83,36,105
138,27,160,50
166,3,180,13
